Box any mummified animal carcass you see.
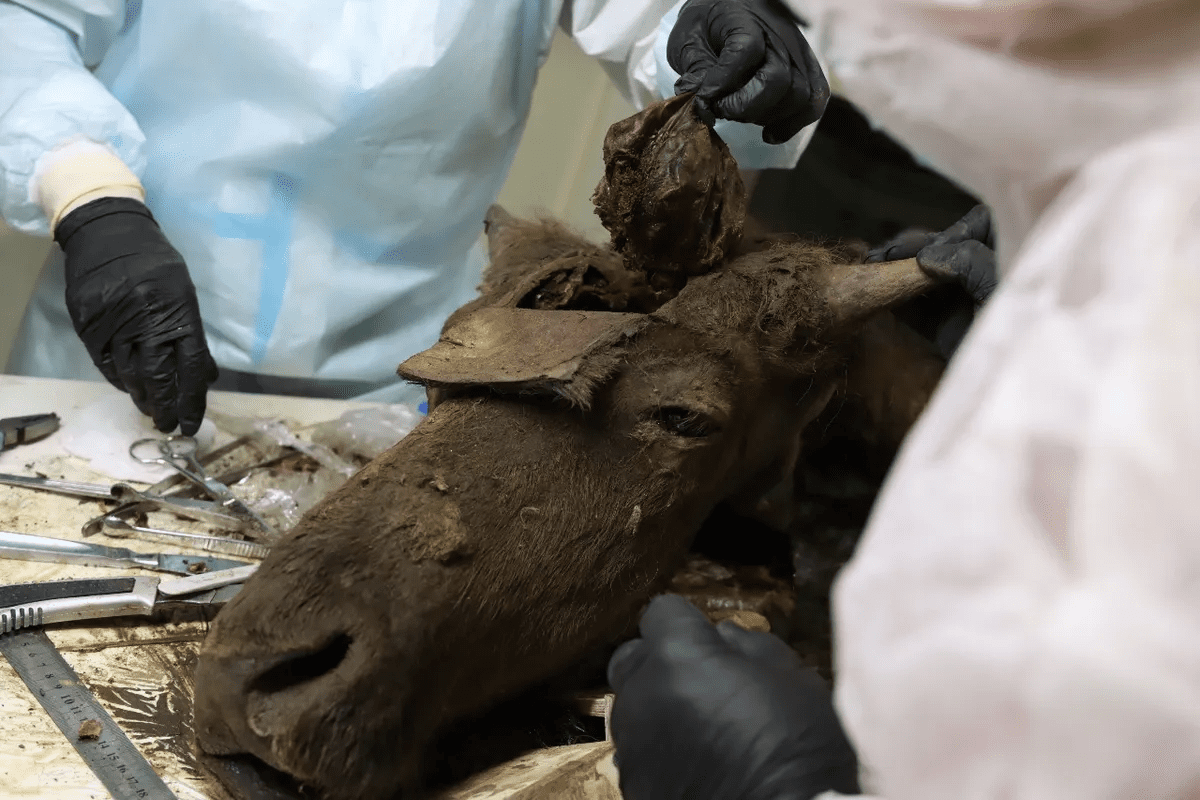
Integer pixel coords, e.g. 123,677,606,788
193,96,948,800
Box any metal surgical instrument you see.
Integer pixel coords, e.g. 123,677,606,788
0,471,246,529
0,564,258,633
128,436,275,535
0,413,60,449
0,530,250,575
86,515,270,560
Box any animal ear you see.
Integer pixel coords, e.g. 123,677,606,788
398,307,648,408
478,205,653,312
482,203,605,281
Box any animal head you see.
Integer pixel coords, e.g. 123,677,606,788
193,208,938,799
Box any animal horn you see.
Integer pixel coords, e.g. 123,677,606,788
822,257,941,327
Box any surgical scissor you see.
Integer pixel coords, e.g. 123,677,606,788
0,471,246,530
128,436,275,536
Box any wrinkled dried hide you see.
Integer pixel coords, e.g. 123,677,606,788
592,93,746,291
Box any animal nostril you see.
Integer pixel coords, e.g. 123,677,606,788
249,634,352,696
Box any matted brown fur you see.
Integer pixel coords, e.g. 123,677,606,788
195,70,947,800
658,242,847,378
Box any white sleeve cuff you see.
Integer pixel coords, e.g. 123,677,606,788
33,139,146,230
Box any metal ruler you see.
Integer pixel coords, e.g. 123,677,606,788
0,629,177,799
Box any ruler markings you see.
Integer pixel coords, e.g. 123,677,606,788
0,629,177,799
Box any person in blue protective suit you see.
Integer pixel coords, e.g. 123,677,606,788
0,0,830,436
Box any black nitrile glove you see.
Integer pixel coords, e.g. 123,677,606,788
868,204,998,305
668,0,830,144
607,594,859,800
57,197,218,435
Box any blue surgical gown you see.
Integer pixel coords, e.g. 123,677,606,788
0,0,809,402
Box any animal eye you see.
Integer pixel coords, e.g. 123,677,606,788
652,406,717,438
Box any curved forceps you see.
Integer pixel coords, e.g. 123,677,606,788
129,436,274,535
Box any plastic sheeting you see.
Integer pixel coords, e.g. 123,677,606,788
782,1,1200,798
59,393,219,483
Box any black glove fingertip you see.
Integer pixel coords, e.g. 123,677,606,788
972,276,998,305
638,593,715,642
961,243,999,305
762,112,806,145
150,393,180,433
154,413,179,434
674,72,703,96
110,340,152,416
607,638,648,691
93,351,128,393
692,96,717,127
869,229,936,263
177,371,215,436
915,242,959,281
138,341,182,433
962,203,994,246
178,404,205,437
174,335,216,436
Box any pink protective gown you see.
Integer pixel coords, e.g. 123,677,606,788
783,2,1200,798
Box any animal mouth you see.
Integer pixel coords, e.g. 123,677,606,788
196,751,312,800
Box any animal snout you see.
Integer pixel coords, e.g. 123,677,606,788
195,633,355,761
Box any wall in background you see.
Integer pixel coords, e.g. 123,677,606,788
0,30,634,369
0,232,51,368
496,31,635,241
